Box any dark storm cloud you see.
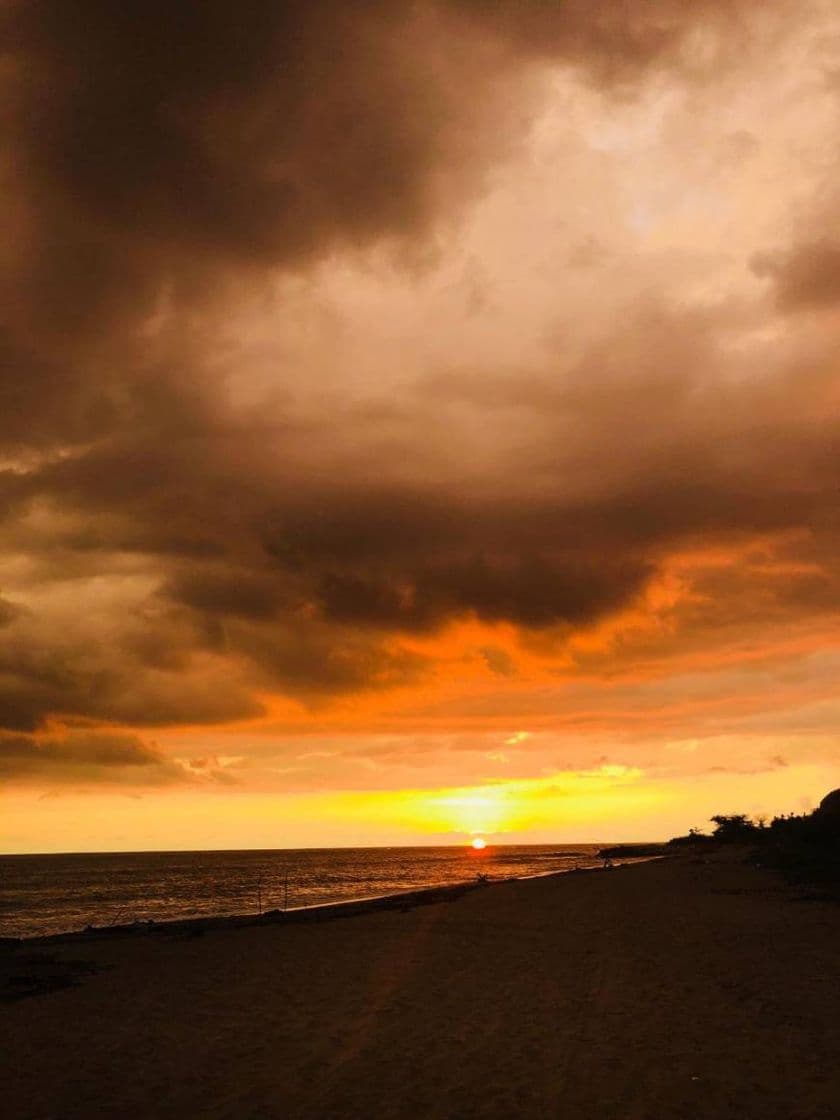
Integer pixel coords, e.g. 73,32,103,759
5,288,840,734
0,0,773,449
0,730,189,785
12,3,457,263
165,569,285,621
232,620,430,696
3,0,518,420
263,492,656,630
3,0,757,382
0,593,262,732
0,655,261,733
8,0,746,274
0,0,829,746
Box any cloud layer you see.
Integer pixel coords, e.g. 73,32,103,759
3,0,840,800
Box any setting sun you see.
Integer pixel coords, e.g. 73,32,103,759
471,837,487,850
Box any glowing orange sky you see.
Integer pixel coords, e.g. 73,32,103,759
2,2,840,851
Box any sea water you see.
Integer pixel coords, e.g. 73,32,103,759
0,844,605,938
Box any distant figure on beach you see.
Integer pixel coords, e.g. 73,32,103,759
601,854,614,870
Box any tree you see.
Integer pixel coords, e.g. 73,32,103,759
710,814,758,842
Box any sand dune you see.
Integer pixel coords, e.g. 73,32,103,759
3,853,839,1119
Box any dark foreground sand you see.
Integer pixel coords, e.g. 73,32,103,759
3,853,838,1120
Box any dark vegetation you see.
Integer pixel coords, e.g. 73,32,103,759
669,789,840,888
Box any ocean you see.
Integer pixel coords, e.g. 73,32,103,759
0,844,606,939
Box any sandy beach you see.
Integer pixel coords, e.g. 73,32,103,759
3,853,838,1120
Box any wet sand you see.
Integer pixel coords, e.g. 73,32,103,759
3,852,838,1119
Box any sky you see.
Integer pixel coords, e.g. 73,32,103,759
3,1,840,852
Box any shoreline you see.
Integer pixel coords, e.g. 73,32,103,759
3,854,660,948
3,878,486,949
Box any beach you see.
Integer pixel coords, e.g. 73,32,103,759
3,853,838,1119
